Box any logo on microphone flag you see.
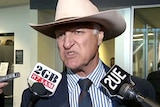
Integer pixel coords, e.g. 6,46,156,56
100,65,132,99
28,62,62,93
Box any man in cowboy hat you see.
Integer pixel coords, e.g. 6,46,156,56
21,0,156,107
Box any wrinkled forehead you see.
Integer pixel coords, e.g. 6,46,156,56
54,22,100,32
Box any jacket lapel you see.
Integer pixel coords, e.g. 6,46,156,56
52,71,70,107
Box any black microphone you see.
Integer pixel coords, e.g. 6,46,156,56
28,82,47,107
100,65,160,107
27,63,62,107
100,65,131,99
28,62,62,95
119,83,160,107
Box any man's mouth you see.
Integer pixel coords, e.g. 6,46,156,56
65,51,77,58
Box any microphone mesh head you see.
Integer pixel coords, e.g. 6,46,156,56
119,83,136,99
31,82,47,96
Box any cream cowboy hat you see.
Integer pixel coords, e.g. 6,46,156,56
30,0,126,40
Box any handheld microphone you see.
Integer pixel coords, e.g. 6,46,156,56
27,63,62,107
0,72,20,82
100,65,132,99
119,83,160,107
28,82,47,107
28,62,62,97
100,65,160,107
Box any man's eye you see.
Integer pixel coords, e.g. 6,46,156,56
56,33,65,38
73,30,84,35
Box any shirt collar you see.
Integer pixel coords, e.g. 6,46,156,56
67,60,106,92
88,60,106,88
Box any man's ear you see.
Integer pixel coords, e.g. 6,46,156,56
98,31,104,46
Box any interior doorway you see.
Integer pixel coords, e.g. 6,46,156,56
0,32,14,107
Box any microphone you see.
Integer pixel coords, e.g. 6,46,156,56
27,62,62,96
100,65,131,99
28,82,47,107
119,83,160,107
0,72,20,82
100,65,160,107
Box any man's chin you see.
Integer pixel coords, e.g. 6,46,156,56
68,66,78,70
66,65,81,71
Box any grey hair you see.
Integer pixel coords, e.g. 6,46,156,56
92,23,101,35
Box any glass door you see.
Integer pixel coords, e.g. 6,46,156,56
133,6,160,78
133,27,160,78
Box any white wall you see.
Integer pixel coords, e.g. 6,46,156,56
115,8,133,74
0,5,37,107
0,5,63,107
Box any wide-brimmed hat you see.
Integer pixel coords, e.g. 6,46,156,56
30,0,126,40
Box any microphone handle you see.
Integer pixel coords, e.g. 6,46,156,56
136,95,160,107
28,96,39,107
28,102,32,107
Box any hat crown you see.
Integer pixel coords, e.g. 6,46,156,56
55,0,99,21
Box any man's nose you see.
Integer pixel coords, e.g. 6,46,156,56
63,31,75,49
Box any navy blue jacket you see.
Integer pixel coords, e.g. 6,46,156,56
21,64,156,107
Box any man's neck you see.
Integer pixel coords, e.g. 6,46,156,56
75,58,100,77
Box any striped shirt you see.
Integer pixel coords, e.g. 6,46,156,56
67,60,113,107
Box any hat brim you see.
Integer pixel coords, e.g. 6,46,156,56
29,10,126,41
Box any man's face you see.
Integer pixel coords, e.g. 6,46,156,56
55,22,104,71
